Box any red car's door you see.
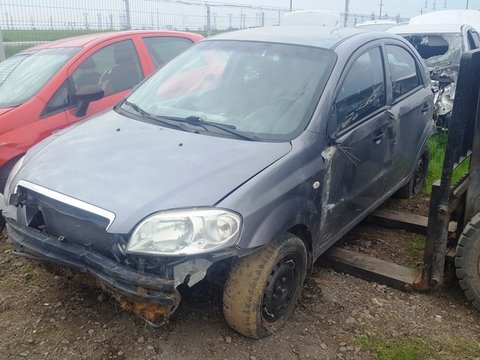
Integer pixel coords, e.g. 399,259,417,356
65,38,146,123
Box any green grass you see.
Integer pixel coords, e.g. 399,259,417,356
357,335,480,360
5,45,31,57
405,234,426,269
357,335,433,360
2,29,109,42
424,133,470,194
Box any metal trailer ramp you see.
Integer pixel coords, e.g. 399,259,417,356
324,49,480,295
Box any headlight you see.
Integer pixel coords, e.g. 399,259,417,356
126,208,242,256
4,156,25,195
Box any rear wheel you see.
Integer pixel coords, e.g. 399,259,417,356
455,213,480,311
397,147,429,199
223,233,307,338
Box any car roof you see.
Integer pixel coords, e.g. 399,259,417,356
27,30,202,51
387,23,464,35
207,26,402,50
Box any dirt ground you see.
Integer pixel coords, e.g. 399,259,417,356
1,197,480,360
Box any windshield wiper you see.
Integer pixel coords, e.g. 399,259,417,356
182,116,256,141
120,100,188,131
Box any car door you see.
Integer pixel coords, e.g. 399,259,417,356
65,39,145,123
385,43,433,189
323,45,394,239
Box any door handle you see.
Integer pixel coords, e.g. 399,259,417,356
421,103,430,115
373,130,385,144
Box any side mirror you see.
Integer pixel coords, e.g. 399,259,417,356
73,85,104,117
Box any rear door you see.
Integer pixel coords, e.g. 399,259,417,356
323,44,394,238
385,42,433,189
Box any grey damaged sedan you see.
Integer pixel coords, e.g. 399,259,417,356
1,27,434,338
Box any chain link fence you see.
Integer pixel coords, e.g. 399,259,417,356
0,0,400,59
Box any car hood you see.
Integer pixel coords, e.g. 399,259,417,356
15,110,292,233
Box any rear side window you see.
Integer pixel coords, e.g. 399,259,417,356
334,47,386,131
386,45,421,100
72,40,143,97
143,37,193,68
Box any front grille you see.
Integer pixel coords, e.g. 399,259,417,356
18,186,126,262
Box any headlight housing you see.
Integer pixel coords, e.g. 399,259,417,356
126,208,242,256
4,156,25,195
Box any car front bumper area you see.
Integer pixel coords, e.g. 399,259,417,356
6,218,180,326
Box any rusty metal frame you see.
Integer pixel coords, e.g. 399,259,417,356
418,49,480,290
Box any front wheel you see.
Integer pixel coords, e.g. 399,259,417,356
223,233,307,338
455,213,480,311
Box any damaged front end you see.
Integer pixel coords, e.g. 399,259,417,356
2,182,237,326
431,65,458,130
402,32,462,129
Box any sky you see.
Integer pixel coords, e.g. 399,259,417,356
223,0,480,18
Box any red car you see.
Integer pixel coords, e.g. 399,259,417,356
0,30,203,188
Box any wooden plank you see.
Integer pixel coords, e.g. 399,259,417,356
445,246,456,263
324,247,421,292
370,209,457,235
370,209,429,235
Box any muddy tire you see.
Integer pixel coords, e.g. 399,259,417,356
397,147,429,199
455,213,480,311
223,233,307,338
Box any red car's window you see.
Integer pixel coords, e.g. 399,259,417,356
143,36,194,68
72,40,143,97
0,47,80,107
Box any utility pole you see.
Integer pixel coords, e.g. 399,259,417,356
444,0,447,9
344,0,349,27
206,5,211,36
433,0,436,10
466,0,469,9
379,0,384,19
290,0,293,12
124,0,131,30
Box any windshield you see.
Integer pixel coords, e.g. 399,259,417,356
125,40,335,141
402,33,463,67
0,47,80,107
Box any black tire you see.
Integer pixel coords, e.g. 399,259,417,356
223,233,307,338
455,213,480,311
397,147,429,199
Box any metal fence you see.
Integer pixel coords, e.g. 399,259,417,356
0,0,401,59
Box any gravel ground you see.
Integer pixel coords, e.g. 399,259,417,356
1,198,480,360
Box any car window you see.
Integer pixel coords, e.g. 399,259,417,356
334,47,386,131
42,80,73,116
72,40,143,97
402,33,463,66
386,45,420,100
0,53,30,85
0,47,80,108
126,40,336,141
143,36,193,68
